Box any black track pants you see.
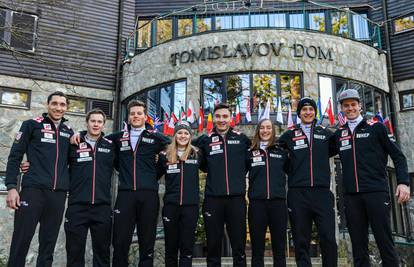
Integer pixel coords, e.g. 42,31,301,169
248,198,287,267
112,190,160,267
8,187,66,267
287,188,337,267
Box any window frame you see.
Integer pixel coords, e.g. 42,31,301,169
66,96,113,118
393,14,414,34
399,89,414,112
0,87,31,109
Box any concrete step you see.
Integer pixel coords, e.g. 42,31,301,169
192,257,351,266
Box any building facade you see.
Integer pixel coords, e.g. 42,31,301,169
0,0,413,266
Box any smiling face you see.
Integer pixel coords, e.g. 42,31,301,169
299,105,316,124
341,99,361,120
86,113,105,138
128,105,147,128
175,129,191,147
259,119,273,142
213,108,231,133
47,95,67,121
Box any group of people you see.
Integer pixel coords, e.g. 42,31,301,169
4,89,411,267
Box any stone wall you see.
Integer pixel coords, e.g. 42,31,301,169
122,29,389,108
0,74,114,266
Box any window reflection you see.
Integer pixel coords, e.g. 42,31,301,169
147,89,158,118
216,16,232,30
157,19,172,44
353,14,369,40
1,91,29,107
160,86,172,120
137,20,151,48
319,76,333,114
251,14,267,27
374,91,384,115
394,15,414,33
280,74,301,111
364,87,374,117
68,98,86,114
233,15,249,28
203,77,223,113
331,12,348,37
174,81,186,115
197,17,212,33
289,14,304,29
309,13,325,32
269,14,286,27
178,18,193,37
252,74,277,112
227,74,250,113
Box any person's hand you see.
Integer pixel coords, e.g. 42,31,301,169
70,133,81,145
20,161,30,173
395,184,411,204
6,189,20,210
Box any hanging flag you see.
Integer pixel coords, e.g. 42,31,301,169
146,114,154,128
245,96,252,123
316,97,323,124
206,112,213,133
235,99,241,125
258,100,263,121
287,104,294,129
198,107,204,133
163,118,169,133
261,99,271,120
296,115,301,125
373,112,384,123
171,112,178,123
153,116,162,132
337,111,347,126
166,116,175,136
187,100,195,124
179,106,187,120
326,98,335,126
276,97,283,124
230,112,236,128
383,117,394,135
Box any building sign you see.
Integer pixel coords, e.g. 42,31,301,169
170,42,334,66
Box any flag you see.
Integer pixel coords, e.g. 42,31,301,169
163,113,169,133
166,116,175,136
316,97,323,124
146,115,154,128
230,112,236,128
258,101,263,121
287,104,294,129
245,96,252,123
337,111,347,126
384,117,394,135
373,112,384,123
179,106,186,120
187,100,195,124
276,97,283,124
235,99,241,125
206,112,213,133
171,112,178,123
198,107,204,133
261,99,271,120
153,116,162,132
296,116,301,125
326,98,335,126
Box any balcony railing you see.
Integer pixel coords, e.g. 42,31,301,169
125,0,383,58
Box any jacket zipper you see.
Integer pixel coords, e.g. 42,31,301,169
53,127,59,190
223,135,230,195
180,161,184,205
91,141,97,204
351,129,359,192
309,125,314,187
131,133,141,191
264,150,270,199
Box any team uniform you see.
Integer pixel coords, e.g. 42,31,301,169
108,125,169,267
65,131,114,267
279,122,337,267
194,128,251,267
334,118,410,267
246,144,288,267
5,113,73,267
157,150,203,267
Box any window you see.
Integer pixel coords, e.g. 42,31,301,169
0,8,38,52
352,14,369,40
137,19,151,48
67,97,113,118
216,16,232,30
394,15,414,33
400,90,414,111
374,91,385,115
309,12,325,32
202,72,302,120
197,17,211,33
251,14,267,27
269,14,286,28
331,11,349,37
363,86,375,117
0,172,6,191
178,18,193,37
0,87,30,108
289,14,304,29
233,15,249,29
156,19,172,44
319,76,334,114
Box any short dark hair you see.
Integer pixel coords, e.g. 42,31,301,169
127,100,147,114
47,91,69,105
213,103,231,114
86,108,106,123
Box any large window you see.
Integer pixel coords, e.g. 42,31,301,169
0,87,30,108
309,12,325,32
0,8,38,52
178,18,193,37
394,15,414,34
137,20,151,48
202,72,302,121
269,14,286,28
352,14,369,40
216,16,232,30
399,90,414,111
197,17,212,33
123,80,187,124
331,11,349,37
156,19,172,44
289,14,304,29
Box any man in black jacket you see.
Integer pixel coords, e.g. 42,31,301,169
193,103,251,267
5,91,73,267
279,97,337,267
65,108,114,267
109,100,169,267
334,89,410,267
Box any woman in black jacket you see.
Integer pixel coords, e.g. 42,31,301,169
158,121,203,267
247,119,289,267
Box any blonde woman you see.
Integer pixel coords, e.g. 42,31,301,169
158,121,203,267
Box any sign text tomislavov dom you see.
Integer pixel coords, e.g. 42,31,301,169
170,42,334,66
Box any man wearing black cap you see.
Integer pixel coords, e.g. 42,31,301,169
279,97,337,267
334,89,410,267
